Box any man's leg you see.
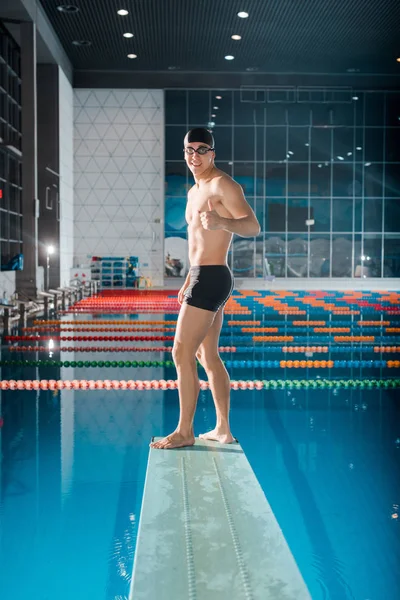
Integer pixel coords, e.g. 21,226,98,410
150,302,216,449
197,308,235,444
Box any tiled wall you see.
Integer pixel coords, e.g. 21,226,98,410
73,89,164,287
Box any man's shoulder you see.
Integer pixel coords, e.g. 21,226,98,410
212,170,240,192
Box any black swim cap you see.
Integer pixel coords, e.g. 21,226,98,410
184,128,215,148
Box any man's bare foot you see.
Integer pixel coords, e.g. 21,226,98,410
150,431,195,450
198,428,237,444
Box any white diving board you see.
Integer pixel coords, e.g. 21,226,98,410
130,438,311,600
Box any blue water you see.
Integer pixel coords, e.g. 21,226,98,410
1,313,400,599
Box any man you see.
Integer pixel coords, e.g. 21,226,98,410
151,128,260,449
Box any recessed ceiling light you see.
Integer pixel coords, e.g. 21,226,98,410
213,106,219,110
127,54,137,59
117,9,129,15
216,95,222,99
397,57,400,62
237,11,249,18
232,34,242,40
225,55,234,60
57,5,79,13
72,40,92,46
123,32,134,38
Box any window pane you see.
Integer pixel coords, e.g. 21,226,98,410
384,197,400,233
232,163,254,195
166,126,187,160
365,128,384,162
287,105,311,126
332,235,353,277
384,235,400,277
234,91,265,125
288,128,310,160
287,163,309,196
165,161,187,196
385,94,400,127
212,126,232,160
234,127,255,161
265,164,286,197
232,237,256,277
266,198,286,232
310,163,331,196
265,127,287,161
332,164,354,197
211,91,232,125
362,234,382,277
265,234,286,277
333,127,354,161
310,128,331,162
287,234,308,277
266,104,287,126
310,234,330,277
364,94,385,126
287,196,308,232
332,198,353,232
364,163,383,197
188,91,210,125
385,127,400,162
255,197,266,232
310,197,330,232
165,90,186,125
364,198,383,233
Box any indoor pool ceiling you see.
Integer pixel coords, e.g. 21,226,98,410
38,0,400,76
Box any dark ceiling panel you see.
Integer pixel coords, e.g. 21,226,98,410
39,0,400,76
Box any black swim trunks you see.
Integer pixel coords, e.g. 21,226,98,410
183,265,234,312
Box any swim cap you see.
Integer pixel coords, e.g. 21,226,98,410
184,128,215,148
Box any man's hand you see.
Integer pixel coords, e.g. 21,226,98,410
198,199,224,231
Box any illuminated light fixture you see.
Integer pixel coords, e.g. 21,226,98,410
337,156,344,160
365,162,372,167
117,9,129,15
225,55,235,60
123,32,134,38
213,106,219,110
72,40,91,46
288,151,294,155
57,5,79,13
211,114,216,117
216,95,222,99
347,152,352,156
238,11,249,18
397,57,400,62
127,54,137,59
232,34,242,40
352,96,359,100
356,146,362,150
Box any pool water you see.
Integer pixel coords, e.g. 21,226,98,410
1,297,399,599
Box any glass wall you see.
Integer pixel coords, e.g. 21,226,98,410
165,89,400,279
0,24,23,270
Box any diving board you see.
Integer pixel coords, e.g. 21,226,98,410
130,438,311,600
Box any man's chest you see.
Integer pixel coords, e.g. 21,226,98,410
186,191,219,222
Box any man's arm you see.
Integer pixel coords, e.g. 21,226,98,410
217,177,261,237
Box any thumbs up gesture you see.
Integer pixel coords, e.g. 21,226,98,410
198,199,223,231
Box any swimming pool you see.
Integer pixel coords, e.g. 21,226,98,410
1,290,399,599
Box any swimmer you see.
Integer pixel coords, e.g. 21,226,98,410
151,128,260,449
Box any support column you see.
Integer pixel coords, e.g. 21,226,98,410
16,21,38,299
